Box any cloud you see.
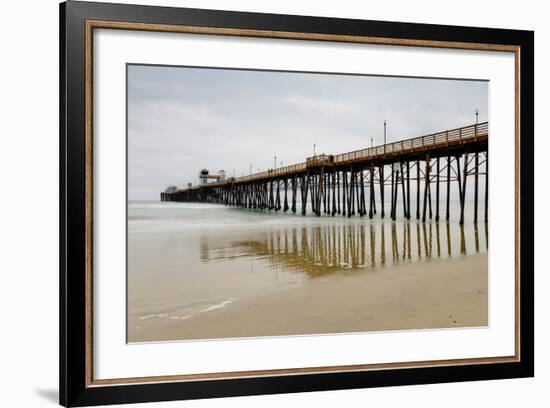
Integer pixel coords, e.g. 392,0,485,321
127,65,488,200
285,95,361,115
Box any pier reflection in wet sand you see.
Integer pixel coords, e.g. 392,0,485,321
199,220,487,277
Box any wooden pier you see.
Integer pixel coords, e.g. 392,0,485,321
161,122,488,224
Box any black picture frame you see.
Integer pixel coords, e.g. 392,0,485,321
60,1,534,406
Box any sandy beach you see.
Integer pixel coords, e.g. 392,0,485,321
128,252,487,342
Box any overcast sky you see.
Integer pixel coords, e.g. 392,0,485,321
128,64,488,201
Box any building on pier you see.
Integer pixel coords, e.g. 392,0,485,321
199,169,226,185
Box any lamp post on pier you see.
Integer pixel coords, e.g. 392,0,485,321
384,119,387,154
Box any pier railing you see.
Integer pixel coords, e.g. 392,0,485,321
234,162,307,183
333,122,487,164
188,122,488,187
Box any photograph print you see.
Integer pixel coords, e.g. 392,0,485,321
127,64,489,343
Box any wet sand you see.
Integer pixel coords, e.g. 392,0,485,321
129,253,487,342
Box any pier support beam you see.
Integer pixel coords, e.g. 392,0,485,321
337,171,341,214
360,169,365,217
392,169,399,221
311,175,316,214
435,157,440,221
406,161,410,219
332,170,337,216
356,171,361,216
455,155,462,220
291,177,297,213
446,155,451,221
379,165,385,218
416,160,421,219
459,153,468,225
275,180,281,211
316,172,322,216
400,162,407,219
325,172,330,214
342,170,347,216
369,165,374,219
283,179,289,211
422,155,430,223
391,166,395,219
474,152,479,223
349,168,355,217
302,173,310,215
323,172,328,214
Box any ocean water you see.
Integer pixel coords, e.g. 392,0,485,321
127,199,487,334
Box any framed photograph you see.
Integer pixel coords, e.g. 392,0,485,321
60,1,534,406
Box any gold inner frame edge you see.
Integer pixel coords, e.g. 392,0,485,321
84,19,521,388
